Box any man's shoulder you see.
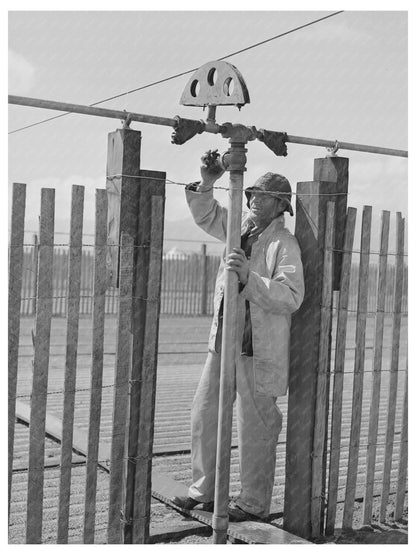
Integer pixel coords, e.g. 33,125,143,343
268,220,299,248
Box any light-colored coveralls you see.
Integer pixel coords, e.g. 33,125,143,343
185,186,304,518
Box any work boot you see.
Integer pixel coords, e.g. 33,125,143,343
171,495,214,512
227,500,263,522
171,495,200,510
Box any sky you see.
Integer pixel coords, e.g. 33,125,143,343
7,7,409,254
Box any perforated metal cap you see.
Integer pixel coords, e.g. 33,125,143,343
180,60,250,107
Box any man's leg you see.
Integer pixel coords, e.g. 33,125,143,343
235,356,282,518
188,351,222,502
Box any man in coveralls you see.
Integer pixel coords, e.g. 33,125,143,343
172,151,305,522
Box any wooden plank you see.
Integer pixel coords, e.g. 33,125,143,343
132,195,165,543
362,211,390,525
148,521,210,543
8,182,26,516
379,214,405,522
342,205,372,530
284,160,349,539
394,359,408,520
14,401,307,544
153,473,310,544
325,207,356,535
107,233,134,543
310,202,335,538
83,189,108,543
57,185,85,543
16,400,110,472
26,188,55,543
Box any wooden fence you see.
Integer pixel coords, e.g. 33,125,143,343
9,182,165,544
19,244,407,317
9,180,408,543
313,205,408,536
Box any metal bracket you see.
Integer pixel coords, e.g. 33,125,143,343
121,111,132,129
257,129,288,157
326,140,339,157
171,116,205,145
180,60,250,107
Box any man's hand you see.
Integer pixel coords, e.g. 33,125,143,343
200,149,225,188
226,247,250,285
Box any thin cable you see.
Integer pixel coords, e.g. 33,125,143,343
9,11,344,135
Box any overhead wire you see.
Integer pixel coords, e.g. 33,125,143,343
8,11,344,135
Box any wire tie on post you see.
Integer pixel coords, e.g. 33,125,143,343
121,111,132,129
326,139,339,157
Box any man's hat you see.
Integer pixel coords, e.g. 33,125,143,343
245,173,294,216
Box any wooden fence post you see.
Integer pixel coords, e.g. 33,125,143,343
200,243,208,315
310,201,335,538
284,156,349,539
107,232,134,544
105,128,165,543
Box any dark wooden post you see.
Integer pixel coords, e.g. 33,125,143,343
200,243,208,315
105,128,166,544
283,157,349,539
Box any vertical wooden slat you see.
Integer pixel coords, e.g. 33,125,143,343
107,232,134,543
83,189,108,543
132,195,164,543
32,235,39,315
57,185,85,543
379,213,405,522
26,188,55,543
342,205,372,530
8,183,26,516
311,202,335,538
394,360,408,520
325,207,357,535
362,211,390,525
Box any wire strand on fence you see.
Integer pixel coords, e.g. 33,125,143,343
106,173,351,197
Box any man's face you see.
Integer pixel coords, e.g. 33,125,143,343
249,190,283,226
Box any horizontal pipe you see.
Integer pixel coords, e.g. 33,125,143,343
8,95,178,128
286,135,408,158
9,95,408,158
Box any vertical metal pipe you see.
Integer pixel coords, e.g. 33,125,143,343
212,162,244,544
